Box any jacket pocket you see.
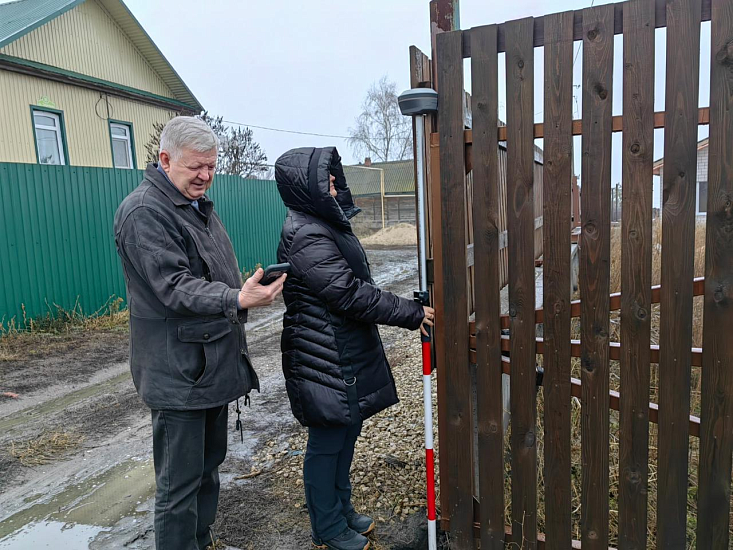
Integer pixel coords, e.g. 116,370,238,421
178,318,232,343
176,318,232,385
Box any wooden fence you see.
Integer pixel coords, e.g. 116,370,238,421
416,0,733,547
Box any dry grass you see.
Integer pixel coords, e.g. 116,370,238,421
608,219,707,347
0,296,128,361
9,431,83,467
501,219,722,548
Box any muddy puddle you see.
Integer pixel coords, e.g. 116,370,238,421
0,457,153,548
0,521,103,549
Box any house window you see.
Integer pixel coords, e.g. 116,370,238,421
32,109,66,165
110,122,135,169
698,181,708,215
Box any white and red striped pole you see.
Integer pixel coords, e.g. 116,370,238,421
421,329,437,549
398,89,439,550
414,113,437,550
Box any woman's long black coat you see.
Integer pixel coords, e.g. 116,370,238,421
275,147,424,427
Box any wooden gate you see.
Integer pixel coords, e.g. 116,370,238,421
420,0,733,547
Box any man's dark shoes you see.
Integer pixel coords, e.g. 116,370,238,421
345,510,375,536
312,527,370,550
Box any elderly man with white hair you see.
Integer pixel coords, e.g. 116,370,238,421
114,116,285,550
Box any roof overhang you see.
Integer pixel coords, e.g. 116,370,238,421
0,53,200,112
0,0,203,112
652,138,709,176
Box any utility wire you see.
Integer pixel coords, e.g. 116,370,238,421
222,119,351,140
534,0,595,121
227,2,597,138
572,0,596,68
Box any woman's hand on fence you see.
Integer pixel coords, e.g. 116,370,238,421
238,268,286,309
420,306,435,337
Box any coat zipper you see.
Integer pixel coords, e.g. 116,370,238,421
205,222,251,391
204,224,231,283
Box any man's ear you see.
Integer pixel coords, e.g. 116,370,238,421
159,150,171,172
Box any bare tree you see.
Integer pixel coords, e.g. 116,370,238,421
348,76,412,163
144,120,168,164
144,112,268,177
218,126,268,178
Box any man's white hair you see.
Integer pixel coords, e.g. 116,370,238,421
160,116,219,161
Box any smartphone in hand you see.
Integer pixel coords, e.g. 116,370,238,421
261,262,290,285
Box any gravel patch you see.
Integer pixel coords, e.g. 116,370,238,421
243,329,446,549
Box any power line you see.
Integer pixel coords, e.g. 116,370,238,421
572,0,596,68
222,119,351,140
535,0,595,122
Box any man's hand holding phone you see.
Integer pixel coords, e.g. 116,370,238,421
238,263,289,309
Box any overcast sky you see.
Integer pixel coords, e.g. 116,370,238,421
121,1,709,206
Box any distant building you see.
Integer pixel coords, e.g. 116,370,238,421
653,138,709,216
344,157,415,197
344,158,416,234
0,0,202,169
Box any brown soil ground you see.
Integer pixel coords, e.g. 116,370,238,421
0,246,444,550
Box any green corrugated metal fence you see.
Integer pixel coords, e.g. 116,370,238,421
0,162,286,324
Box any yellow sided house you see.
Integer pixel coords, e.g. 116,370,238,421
0,0,203,169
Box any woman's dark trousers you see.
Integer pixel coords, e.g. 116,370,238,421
304,420,364,540
151,405,228,550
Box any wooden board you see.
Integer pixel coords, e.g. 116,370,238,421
618,1,655,547
468,334,704,369
436,28,474,549
429,106,711,143
429,139,452,529
409,45,433,288
484,355,703,438
656,0,702,546
469,23,505,550
467,277,706,333
696,0,733,546
460,0,712,56
504,16,538,550
540,10,574,549
579,5,614,548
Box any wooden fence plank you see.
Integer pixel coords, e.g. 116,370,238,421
468,277,706,333
436,29,474,549
541,11,574,550
618,1,655,548
430,106,710,144
429,140,453,530
499,150,509,287
504,16,537,549
697,0,733,545
460,0,712,56
656,0,702,546
467,172,476,315
482,355,703,439
470,24,505,550
580,5,614,549
468,334,703,370
409,45,433,287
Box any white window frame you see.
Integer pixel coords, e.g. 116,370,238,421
697,180,708,216
33,111,66,165
110,122,134,169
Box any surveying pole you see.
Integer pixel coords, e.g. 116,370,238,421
398,87,438,550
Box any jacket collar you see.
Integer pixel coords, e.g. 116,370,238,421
145,163,212,208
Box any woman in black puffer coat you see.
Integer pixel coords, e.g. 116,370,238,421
275,147,433,550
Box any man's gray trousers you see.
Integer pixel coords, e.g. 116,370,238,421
151,405,228,550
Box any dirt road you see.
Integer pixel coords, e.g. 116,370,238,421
0,245,421,550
